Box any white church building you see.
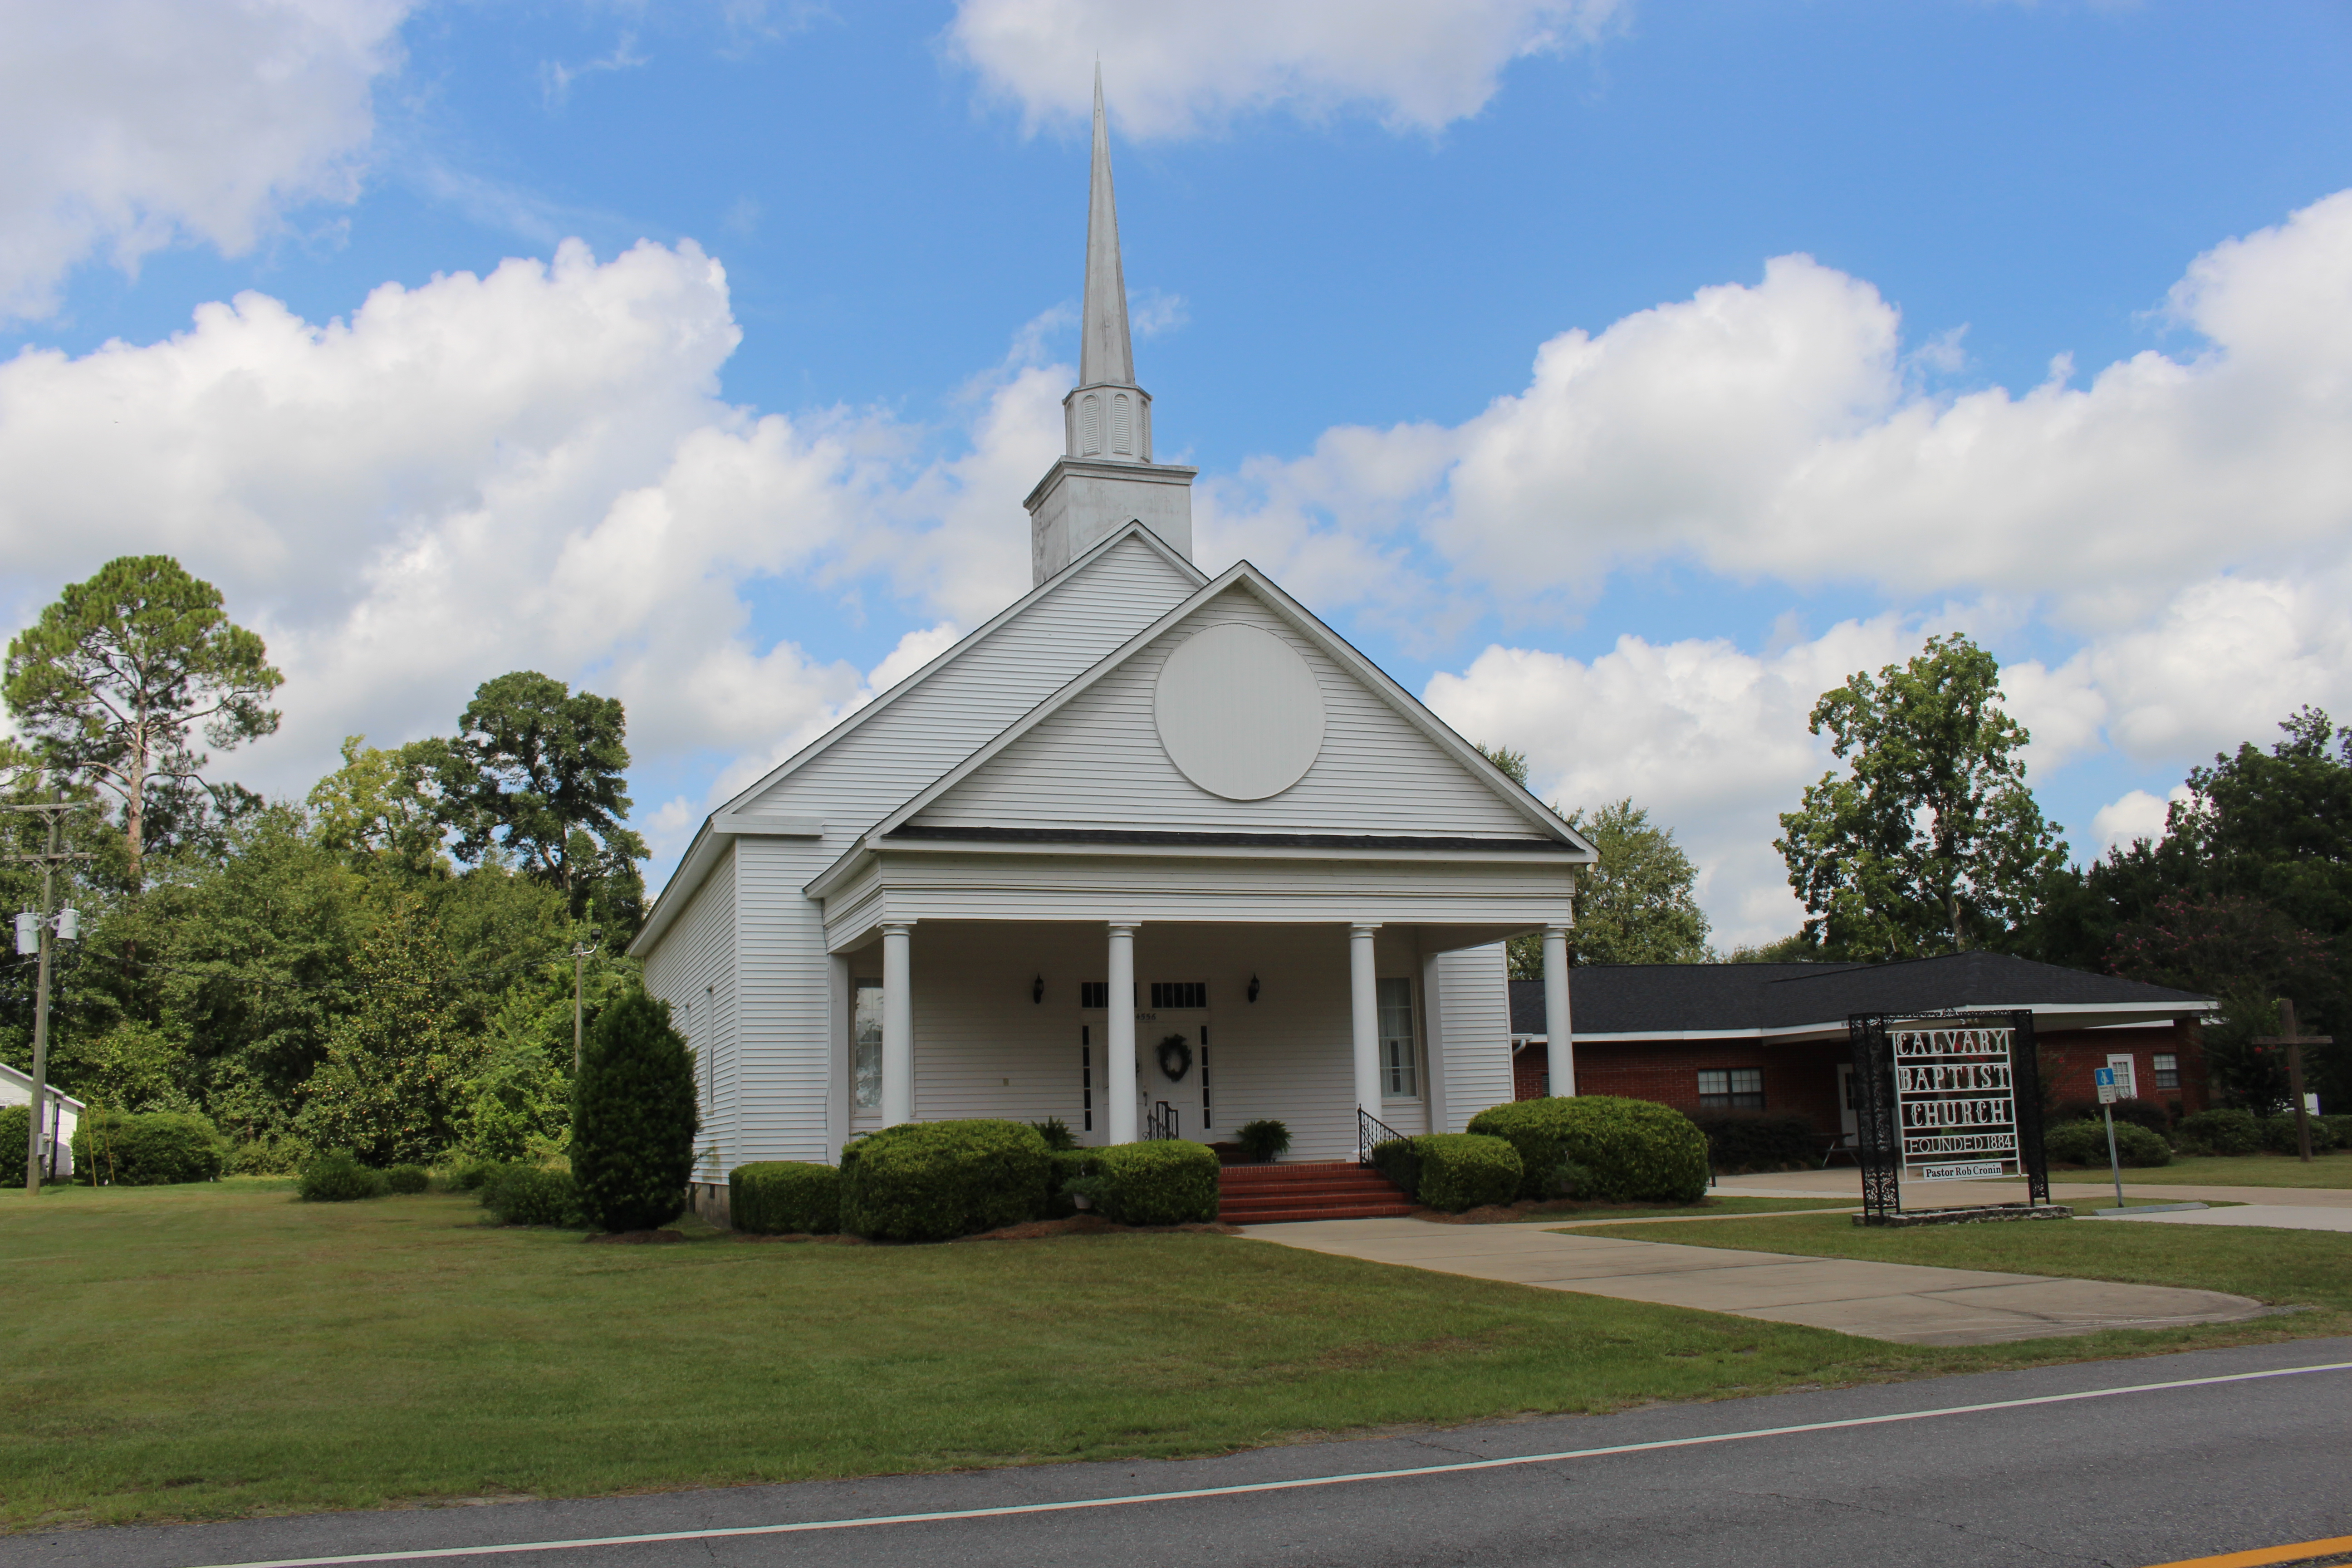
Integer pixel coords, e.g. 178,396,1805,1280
632,82,1592,1181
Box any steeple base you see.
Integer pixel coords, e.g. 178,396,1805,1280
1026,456,1198,584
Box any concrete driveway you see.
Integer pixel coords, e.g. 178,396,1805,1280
1240,1217,2269,1346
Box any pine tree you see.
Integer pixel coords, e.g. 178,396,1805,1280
570,987,699,1233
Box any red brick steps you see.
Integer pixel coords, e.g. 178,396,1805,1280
1216,1160,1415,1225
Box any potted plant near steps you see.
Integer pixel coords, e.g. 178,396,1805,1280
1235,1119,1290,1165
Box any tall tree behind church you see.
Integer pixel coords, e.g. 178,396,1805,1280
436,672,648,937
1775,634,2065,960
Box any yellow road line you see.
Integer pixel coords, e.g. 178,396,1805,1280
2143,1534,2352,1568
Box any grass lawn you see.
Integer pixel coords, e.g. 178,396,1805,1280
1576,1209,2352,1322
4,1180,2345,1532
2036,1152,2352,1189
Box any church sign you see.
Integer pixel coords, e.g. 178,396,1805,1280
1848,1009,2051,1221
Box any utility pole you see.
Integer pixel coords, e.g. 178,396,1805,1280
7,798,91,1196
2253,999,2332,1164
570,931,598,1075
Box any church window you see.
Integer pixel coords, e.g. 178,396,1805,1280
852,980,883,1108
1080,980,1108,1009
1149,981,1206,1009
1112,393,1132,454
1378,977,1418,1098
2153,1052,2180,1089
1698,1068,1765,1110
1080,393,1102,454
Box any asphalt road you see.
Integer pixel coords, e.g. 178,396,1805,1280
9,1338,2350,1568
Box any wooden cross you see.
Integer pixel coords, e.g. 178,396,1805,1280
2252,999,2332,1164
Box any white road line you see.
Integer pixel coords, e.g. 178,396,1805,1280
184,1359,2352,1568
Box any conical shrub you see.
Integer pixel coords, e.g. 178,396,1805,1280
570,986,700,1233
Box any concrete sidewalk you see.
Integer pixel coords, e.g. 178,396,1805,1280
2091,1204,2352,1234
1241,1217,2269,1347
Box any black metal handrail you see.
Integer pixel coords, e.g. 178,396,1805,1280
1146,1100,1179,1141
1357,1106,1406,1167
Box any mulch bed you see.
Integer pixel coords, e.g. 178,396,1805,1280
1410,1200,1589,1225
719,1216,1243,1245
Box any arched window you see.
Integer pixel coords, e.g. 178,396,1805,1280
1079,393,1102,454
1111,393,1132,455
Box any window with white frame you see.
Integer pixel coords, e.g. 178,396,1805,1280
1377,977,1418,1098
1697,1068,1764,1110
2153,1052,2180,1090
852,980,883,1109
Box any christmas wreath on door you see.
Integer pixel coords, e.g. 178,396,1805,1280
1155,1033,1193,1083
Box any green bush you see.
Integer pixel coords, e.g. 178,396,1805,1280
1412,1134,1523,1212
1368,1134,1421,1198
1691,1111,1816,1173
446,1155,505,1191
570,987,701,1233
0,1105,29,1176
299,1150,387,1201
2317,1114,2352,1149
2056,1097,2170,1134
70,1109,225,1186
2044,1119,2172,1168
2260,1115,2339,1155
1029,1117,1078,1152
1234,1119,1290,1163
384,1163,430,1194
731,1161,841,1234
1045,1147,1098,1217
480,1165,582,1226
1090,1139,1220,1226
839,1119,1051,1241
1466,1096,1710,1205
2175,1107,2263,1156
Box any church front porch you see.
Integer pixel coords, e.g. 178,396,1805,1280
828,917,1535,1163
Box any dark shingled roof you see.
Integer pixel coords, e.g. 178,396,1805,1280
1510,951,2210,1039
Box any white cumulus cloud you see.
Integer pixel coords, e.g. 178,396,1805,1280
0,0,413,320
947,0,1621,138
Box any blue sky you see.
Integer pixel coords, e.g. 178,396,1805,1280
3,0,2349,943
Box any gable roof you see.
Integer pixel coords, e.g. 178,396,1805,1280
632,521,1206,956
864,560,1595,852
1509,952,2213,1041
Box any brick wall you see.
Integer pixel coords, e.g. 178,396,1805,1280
1511,1016,2210,1130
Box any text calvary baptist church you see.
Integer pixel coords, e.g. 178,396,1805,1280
632,77,1595,1179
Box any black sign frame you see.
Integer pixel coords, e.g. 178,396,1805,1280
1847,1009,2049,1221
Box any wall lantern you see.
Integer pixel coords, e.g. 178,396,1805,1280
1032,974,1045,1004
1247,973,1260,1003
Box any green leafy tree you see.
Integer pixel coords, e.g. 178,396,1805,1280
1775,634,2066,959
1475,742,1530,789
295,888,476,1166
2,556,282,892
308,735,455,876
1510,799,1713,975
438,672,647,932
570,987,700,1233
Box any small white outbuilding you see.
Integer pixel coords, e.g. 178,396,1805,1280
1,1061,82,1179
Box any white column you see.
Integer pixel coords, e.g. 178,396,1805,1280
880,922,914,1126
1543,924,1575,1098
1106,922,1139,1143
1350,923,1382,1114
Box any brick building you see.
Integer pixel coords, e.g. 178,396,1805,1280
1510,952,2212,1147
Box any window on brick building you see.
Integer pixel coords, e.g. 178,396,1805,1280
2152,1052,2180,1090
1697,1068,1764,1110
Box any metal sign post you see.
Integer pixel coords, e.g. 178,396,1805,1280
2094,1066,2128,1211
1848,1009,2048,1224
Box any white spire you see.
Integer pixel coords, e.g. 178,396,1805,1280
1079,63,1135,391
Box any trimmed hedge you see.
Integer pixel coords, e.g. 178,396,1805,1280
1412,1133,1522,1212
1468,1096,1711,1205
1368,1135,1421,1198
1087,1139,1220,1226
0,1105,29,1175
480,1165,582,1226
2044,1119,2172,1168
2261,1116,2339,1155
1691,1111,1816,1174
299,1150,386,1201
2175,1107,2263,1156
2057,1097,2171,1134
571,988,700,1234
731,1160,841,1234
70,1109,225,1186
385,1163,430,1194
839,1119,1051,1241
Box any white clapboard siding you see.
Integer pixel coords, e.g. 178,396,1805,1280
1431,943,1516,1131
745,535,1200,835
645,846,738,1172
912,587,1538,838
731,838,841,1163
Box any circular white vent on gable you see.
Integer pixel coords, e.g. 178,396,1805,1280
1152,622,1326,800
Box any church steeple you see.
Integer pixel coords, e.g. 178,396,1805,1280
1025,69,1196,585
1079,66,1135,394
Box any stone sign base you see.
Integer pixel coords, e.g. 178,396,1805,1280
1856,1202,2074,1228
